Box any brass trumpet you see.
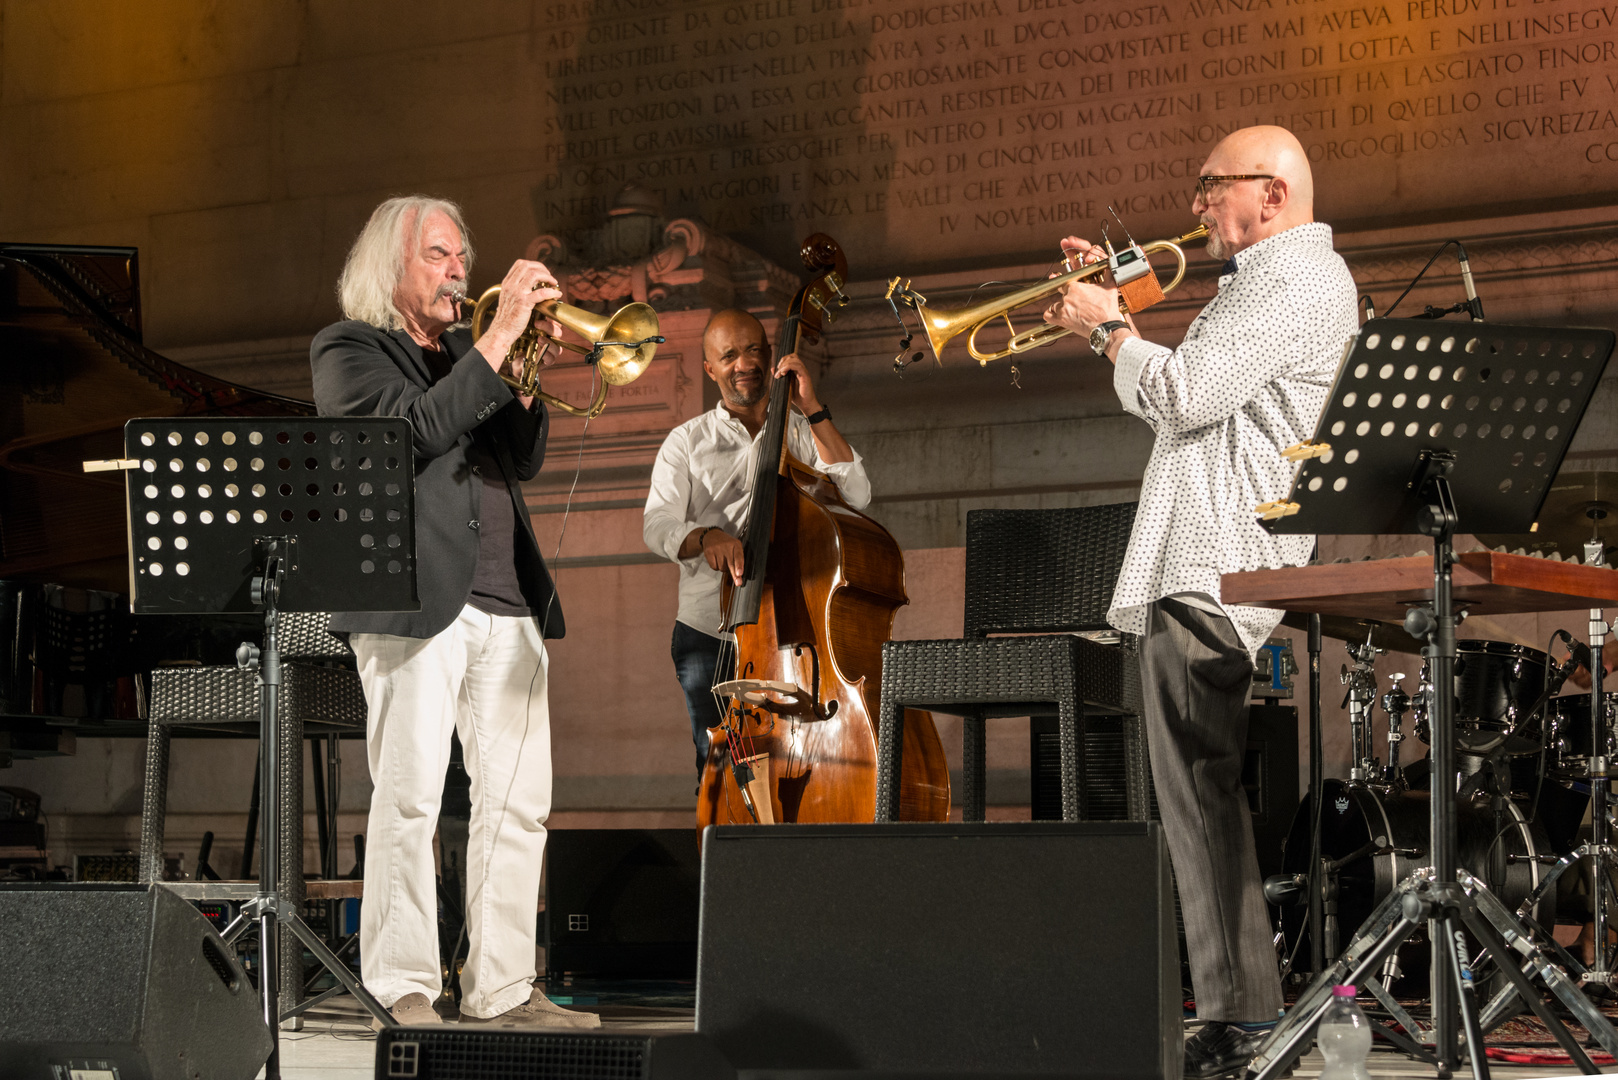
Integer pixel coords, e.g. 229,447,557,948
460,285,663,419
886,225,1209,365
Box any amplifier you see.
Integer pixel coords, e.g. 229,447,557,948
0,819,45,847
544,828,700,977
374,1028,732,1080
0,883,270,1080
697,822,1181,1079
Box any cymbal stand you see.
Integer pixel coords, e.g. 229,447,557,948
1342,637,1383,784
1252,461,1609,1079
1504,544,1617,992
1380,673,1411,791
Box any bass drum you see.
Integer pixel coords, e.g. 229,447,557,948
1279,780,1555,991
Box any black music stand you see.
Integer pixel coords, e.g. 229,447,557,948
118,417,418,1080
1249,319,1616,1080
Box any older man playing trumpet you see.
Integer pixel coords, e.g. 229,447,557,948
311,195,596,1030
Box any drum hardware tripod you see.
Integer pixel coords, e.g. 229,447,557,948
1252,460,1617,1079
1344,636,1384,785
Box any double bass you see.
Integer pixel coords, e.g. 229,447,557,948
696,234,950,827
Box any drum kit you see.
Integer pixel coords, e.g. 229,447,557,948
1244,432,1618,1077
1275,631,1596,989
1274,472,1618,998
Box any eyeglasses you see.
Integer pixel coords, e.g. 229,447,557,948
1192,174,1276,204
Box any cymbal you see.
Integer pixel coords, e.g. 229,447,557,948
1476,471,1618,567
1278,610,1425,655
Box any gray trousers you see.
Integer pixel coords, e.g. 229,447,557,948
1140,597,1282,1023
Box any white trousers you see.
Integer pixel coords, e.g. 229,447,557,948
351,604,552,1018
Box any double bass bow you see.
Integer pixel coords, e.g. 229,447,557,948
696,233,950,827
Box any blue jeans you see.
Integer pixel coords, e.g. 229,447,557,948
671,622,727,776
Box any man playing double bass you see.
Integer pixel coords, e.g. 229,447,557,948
643,309,872,779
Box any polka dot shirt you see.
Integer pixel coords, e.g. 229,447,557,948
1107,222,1359,657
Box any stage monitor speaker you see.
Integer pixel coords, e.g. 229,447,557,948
544,828,701,977
0,882,272,1080
374,1028,733,1080
697,822,1181,1079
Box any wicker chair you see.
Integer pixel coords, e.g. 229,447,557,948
875,503,1145,823
140,610,362,1024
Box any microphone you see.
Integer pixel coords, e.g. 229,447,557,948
1557,628,1593,673
1456,242,1484,321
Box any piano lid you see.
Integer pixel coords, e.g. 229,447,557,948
0,243,314,591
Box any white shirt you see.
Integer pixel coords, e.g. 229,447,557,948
1107,222,1358,657
644,403,873,636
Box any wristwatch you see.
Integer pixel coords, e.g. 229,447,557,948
804,406,832,425
1089,320,1129,356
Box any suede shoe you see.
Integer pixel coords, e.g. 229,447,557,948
460,987,601,1030
370,992,439,1032
1184,1021,1271,1080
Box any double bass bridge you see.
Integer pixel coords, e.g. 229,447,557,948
712,678,837,720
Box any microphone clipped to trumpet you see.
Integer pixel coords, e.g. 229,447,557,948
455,284,664,419
885,223,1209,366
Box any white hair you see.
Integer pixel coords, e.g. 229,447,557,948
337,195,475,330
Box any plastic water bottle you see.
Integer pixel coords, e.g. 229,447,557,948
1317,984,1373,1080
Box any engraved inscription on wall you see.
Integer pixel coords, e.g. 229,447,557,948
534,0,1618,272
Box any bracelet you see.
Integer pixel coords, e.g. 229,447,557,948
697,526,718,549
804,406,832,425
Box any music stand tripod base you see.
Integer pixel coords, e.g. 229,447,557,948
120,417,421,1079
1253,319,1616,1080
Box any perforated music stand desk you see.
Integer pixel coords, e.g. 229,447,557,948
123,419,418,615
1242,319,1616,1080
1266,318,1611,540
115,416,418,1079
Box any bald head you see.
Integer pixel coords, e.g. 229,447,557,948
1196,125,1315,258
702,308,771,408
703,309,766,359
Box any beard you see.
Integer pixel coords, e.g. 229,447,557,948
725,371,767,407
1204,225,1228,261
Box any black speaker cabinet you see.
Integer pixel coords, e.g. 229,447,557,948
0,883,271,1080
544,828,701,977
374,1028,733,1080
697,822,1181,1079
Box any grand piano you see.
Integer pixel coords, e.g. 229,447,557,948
1,243,313,592
1,246,367,1018
2,244,315,749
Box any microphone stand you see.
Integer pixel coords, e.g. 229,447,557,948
1377,240,1486,324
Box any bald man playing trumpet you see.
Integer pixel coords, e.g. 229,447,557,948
1044,126,1358,1079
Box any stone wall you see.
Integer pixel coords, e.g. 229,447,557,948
3,1,1617,870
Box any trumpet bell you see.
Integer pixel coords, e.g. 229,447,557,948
464,285,662,418
586,301,660,386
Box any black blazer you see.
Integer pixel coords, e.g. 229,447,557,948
310,320,564,640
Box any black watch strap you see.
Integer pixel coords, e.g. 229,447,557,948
805,406,832,425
